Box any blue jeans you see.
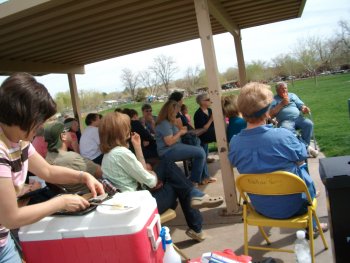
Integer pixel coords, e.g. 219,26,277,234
0,235,22,263
152,160,203,233
279,115,313,146
162,143,209,183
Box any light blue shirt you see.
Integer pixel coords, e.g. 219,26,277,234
155,120,180,156
271,93,304,122
228,125,315,219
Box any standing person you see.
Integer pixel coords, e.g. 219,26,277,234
79,113,103,165
155,100,215,186
0,73,104,262
63,117,80,153
99,112,223,242
269,82,318,157
228,82,327,234
168,91,194,129
194,93,216,163
221,94,247,142
140,103,157,135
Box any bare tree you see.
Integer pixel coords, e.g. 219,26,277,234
183,65,201,94
150,55,177,95
339,19,350,49
139,70,160,96
120,68,139,101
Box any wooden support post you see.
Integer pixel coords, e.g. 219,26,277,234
194,0,240,215
67,73,83,132
233,33,247,87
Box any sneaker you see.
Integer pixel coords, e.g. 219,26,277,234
191,194,224,209
185,229,206,242
308,146,319,158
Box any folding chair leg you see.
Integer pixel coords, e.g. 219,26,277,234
314,213,329,250
308,209,315,263
243,205,249,255
258,226,271,245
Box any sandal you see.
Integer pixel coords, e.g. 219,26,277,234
200,177,217,185
306,223,328,240
191,194,224,209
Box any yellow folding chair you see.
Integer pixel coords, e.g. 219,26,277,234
236,171,328,263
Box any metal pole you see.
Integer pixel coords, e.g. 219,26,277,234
308,112,317,150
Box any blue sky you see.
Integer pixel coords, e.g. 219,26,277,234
1,0,349,96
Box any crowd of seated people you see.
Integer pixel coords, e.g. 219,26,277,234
98,111,223,242
7,73,326,258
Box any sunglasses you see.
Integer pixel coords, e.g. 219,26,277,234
203,98,211,101
144,109,152,113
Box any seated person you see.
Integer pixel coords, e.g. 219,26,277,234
45,121,102,193
269,82,318,157
123,108,158,161
221,94,247,142
168,91,194,129
98,112,223,242
181,104,193,127
194,94,216,163
63,117,80,153
79,113,104,165
228,82,327,233
139,103,157,135
155,100,216,186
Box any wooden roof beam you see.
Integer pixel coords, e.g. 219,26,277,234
0,59,85,75
208,0,240,37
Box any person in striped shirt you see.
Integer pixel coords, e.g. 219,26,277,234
0,73,104,262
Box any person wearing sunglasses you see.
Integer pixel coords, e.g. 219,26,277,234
194,93,217,167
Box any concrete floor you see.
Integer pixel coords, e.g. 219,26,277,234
167,152,333,262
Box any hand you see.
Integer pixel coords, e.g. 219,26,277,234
143,140,150,147
179,126,188,135
281,95,289,106
59,194,90,212
82,173,105,198
301,106,310,114
131,132,142,148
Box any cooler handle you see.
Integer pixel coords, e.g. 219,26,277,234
147,213,161,251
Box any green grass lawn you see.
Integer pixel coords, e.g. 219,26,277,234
100,73,350,157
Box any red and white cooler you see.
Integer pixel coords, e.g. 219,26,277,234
19,190,164,263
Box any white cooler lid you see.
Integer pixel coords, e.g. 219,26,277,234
19,190,157,241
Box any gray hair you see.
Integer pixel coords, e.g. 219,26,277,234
275,81,287,90
196,93,209,104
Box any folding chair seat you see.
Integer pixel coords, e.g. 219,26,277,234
236,171,328,263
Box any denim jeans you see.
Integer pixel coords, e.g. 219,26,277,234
279,115,313,146
162,143,208,183
152,160,203,233
0,235,22,263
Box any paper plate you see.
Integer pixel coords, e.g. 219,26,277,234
96,194,139,215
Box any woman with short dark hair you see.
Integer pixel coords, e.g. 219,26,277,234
0,73,104,261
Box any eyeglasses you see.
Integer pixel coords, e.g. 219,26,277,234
203,98,211,102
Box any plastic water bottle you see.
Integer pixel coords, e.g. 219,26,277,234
294,230,311,263
160,226,181,263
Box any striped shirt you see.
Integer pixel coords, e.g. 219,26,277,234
0,127,35,247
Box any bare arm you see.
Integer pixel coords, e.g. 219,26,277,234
163,126,187,146
0,178,89,229
131,132,148,170
29,152,104,197
203,114,213,130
